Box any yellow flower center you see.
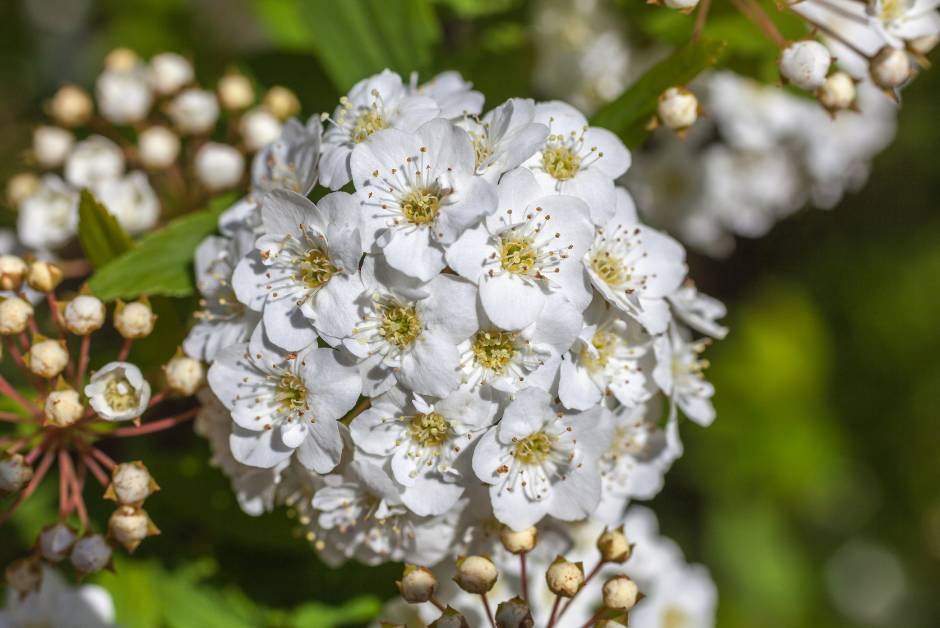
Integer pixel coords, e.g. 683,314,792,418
471,330,517,373
472,134,493,170
590,251,628,287
351,108,387,143
580,329,616,372
408,412,451,447
662,606,689,628
499,234,538,275
380,304,422,349
104,377,139,412
299,247,337,289
513,431,555,465
542,145,581,181
400,188,441,226
275,373,307,412
880,0,907,22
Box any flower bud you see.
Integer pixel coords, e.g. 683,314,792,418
64,295,106,335
500,525,538,554
657,87,698,131
546,557,584,598
96,68,154,126
114,300,156,338
44,387,84,427
0,454,33,496
27,339,69,379
397,564,438,603
779,40,831,90
26,261,63,293
38,522,77,562
105,48,139,71
49,85,94,127
602,575,640,610
149,52,193,95
7,172,41,207
664,0,700,13
0,297,33,335
164,354,204,395
495,597,533,628
910,34,939,56
218,73,255,110
108,505,159,552
454,555,498,594
70,534,113,575
85,362,151,422
168,88,220,134
597,526,632,563
430,607,470,628
33,126,74,168
263,86,300,120
0,255,27,291
194,142,245,191
817,71,857,112
240,108,282,152
106,461,159,504
5,557,42,597
138,126,181,170
871,47,912,90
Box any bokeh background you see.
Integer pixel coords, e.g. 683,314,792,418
1,1,938,627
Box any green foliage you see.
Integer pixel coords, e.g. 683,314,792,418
590,38,726,147
78,190,135,269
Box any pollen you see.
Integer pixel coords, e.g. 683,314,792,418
275,373,307,412
590,251,629,287
351,107,387,143
471,329,517,374
581,329,617,372
499,234,538,275
400,187,442,225
513,431,555,465
379,304,422,349
299,247,337,289
104,377,139,412
542,144,581,181
408,412,451,447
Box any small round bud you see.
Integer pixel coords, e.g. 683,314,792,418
0,454,34,496
27,339,69,379
168,88,220,134
138,126,181,170
164,355,204,395
454,555,498,594
0,297,34,336
70,534,112,575
500,525,538,554
105,48,140,71
818,72,856,111
546,557,584,598
240,108,282,152
779,40,832,90
7,172,41,207
218,73,255,110
107,461,159,504
871,47,912,89
33,126,74,168
602,575,639,610
397,564,438,603
657,87,698,131
26,261,63,293
108,505,159,552
149,52,193,95
664,0,700,12
64,295,106,335
910,34,939,56
39,522,77,562
49,85,94,127
114,300,156,339
263,86,300,120
5,557,42,596
194,142,245,191
0,255,27,291
44,388,84,428
597,527,632,563
430,607,470,628
495,597,534,628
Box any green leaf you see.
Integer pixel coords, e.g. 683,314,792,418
78,189,134,269
590,38,727,148
290,596,383,627
88,194,234,301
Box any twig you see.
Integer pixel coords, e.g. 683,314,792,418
546,595,562,628
480,594,496,628
82,453,111,487
732,0,786,47
520,552,529,604
117,339,133,362
89,446,117,470
693,0,712,41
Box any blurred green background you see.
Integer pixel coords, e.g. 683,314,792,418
1,1,938,627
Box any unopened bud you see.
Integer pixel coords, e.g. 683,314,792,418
397,564,438,603
263,86,300,120
454,555,498,594
26,261,63,293
602,575,640,610
0,297,34,335
871,47,912,90
657,87,698,131
49,85,93,127
164,354,204,395
430,607,470,628
44,387,84,427
240,108,282,151
194,142,245,191
64,295,106,335
664,0,700,13
114,300,156,339
910,34,939,56
106,461,159,504
108,505,159,552
27,339,69,379
138,126,181,170
546,557,584,598
105,48,139,72
500,525,538,554
33,126,74,168
168,88,220,135
5,557,42,597
597,526,632,563
70,534,113,575
7,172,41,207
0,454,34,496
0,255,27,291
779,40,831,90
218,73,255,110
38,522,77,562
495,597,533,628
149,52,193,95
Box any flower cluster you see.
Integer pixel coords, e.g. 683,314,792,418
191,67,726,569
5,47,300,255
1,256,204,588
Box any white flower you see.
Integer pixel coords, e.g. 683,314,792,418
471,387,613,530
0,567,116,628
410,70,485,119
195,142,244,191
85,362,151,422
523,100,631,225
345,259,478,397
148,52,193,95
96,67,153,125
251,115,322,195
867,0,940,49
167,88,220,134
64,135,125,189
351,118,498,280
240,107,283,152
17,175,78,250
207,324,361,473
653,324,716,426
33,126,74,168
446,167,594,330
93,171,160,234
350,387,497,516
584,190,687,334
320,69,440,190
232,190,364,350
458,98,549,182
630,561,717,628
668,282,728,339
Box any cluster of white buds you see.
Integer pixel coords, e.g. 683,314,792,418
1,255,205,582
655,86,700,135
4,47,300,256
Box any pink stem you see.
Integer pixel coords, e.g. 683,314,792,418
89,446,117,470
72,463,89,530
82,453,111,487
58,449,72,518
75,334,91,389
27,316,39,337
520,552,529,604
0,372,41,416
117,339,133,362
109,407,198,437
558,560,604,620
147,391,167,409
0,448,55,526
0,411,26,423
46,292,67,337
